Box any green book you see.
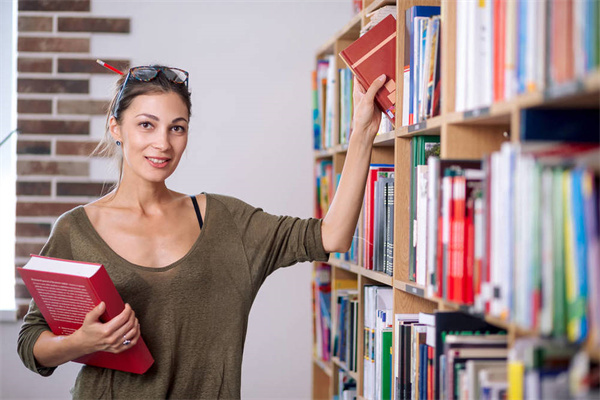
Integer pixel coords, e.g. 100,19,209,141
552,168,566,337
381,328,393,400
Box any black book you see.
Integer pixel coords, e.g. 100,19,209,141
433,311,506,399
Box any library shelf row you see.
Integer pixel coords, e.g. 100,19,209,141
315,69,600,155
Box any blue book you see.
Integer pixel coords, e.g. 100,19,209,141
569,169,589,343
520,109,600,142
517,0,527,93
405,6,440,125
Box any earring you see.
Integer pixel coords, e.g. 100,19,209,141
116,140,121,146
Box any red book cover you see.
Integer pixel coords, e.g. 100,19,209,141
450,175,466,303
493,0,506,102
441,173,454,300
364,165,394,270
18,255,154,374
339,14,397,126
464,195,475,305
427,345,434,400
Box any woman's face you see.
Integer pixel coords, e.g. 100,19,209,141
111,91,189,184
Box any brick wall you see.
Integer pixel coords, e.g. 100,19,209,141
15,0,130,318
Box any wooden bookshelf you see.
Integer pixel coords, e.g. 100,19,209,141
312,0,600,398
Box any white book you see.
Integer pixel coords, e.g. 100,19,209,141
455,1,468,112
490,152,501,317
418,312,435,326
465,0,478,110
426,157,440,298
540,168,554,336
466,360,507,400
478,0,494,106
504,0,517,100
416,165,429,286
324,55,337,148
525,0,537,92
402,63,410,126
574,0,586,80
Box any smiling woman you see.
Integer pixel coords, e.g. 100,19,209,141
16,61,387,399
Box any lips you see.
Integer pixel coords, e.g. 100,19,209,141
145,156,171,168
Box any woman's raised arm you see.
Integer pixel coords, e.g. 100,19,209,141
320,74,387,253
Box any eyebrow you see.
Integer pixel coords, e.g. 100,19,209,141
135,113,188,124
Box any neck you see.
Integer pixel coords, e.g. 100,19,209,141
108,172,177,215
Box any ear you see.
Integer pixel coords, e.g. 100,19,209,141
108,116,122,142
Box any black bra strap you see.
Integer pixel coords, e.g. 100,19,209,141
190,195,203,229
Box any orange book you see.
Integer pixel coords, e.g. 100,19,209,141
18,255,154,374
493,0,506,102
339,14,397,126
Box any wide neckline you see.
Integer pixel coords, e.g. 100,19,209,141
76,193,210,272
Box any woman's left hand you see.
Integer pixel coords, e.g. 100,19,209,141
351,74,387,142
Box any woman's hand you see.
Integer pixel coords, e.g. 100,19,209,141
352,74,387,141
73,302,141,354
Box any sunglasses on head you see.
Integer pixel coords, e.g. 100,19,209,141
96,60,189,116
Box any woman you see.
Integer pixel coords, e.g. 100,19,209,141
17,64,387,398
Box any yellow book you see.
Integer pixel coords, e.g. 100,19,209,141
508,361,524,400
563,171,578,342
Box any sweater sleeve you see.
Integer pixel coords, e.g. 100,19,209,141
213,194,330,291
17,211,74,377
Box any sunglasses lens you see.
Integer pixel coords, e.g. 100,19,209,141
131,67,158,81
162,68,188,84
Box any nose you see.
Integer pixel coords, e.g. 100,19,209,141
152,129,171,151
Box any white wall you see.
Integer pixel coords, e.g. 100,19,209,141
1,1,352,398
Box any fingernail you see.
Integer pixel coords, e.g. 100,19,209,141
378,75,386,82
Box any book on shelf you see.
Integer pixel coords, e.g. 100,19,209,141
363,164,394,272
339,14,397,127
313,59,329,150
338,370,357,400
339,67,354,145
363,285,393,400
456,0,599,109
403,6,441,126
409,136,440,284
362,6,396,35
17,255,154,374
315,159,334,220
313,263,332,362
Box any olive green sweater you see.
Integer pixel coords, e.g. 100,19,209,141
18,193,329,399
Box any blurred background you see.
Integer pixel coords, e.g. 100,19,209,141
0,0,354,398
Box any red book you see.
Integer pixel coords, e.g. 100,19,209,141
464,195,475,305
493,0,506,102
450,175,466,303
339,14,397,126
427,345,434,400
363,165,394,270
18,255,154,374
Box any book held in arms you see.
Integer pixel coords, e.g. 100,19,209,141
18,255,154,374
340,14,397,127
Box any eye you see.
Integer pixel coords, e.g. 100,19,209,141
171,125,187,133
139,121,154,129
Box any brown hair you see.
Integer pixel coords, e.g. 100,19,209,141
93,65,192,188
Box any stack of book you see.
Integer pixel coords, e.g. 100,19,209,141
363,285,394,400
313,55,338,150
315,159,334,220
393,311,506,400
362,164,395,274
338,371,357,400
409,136,440,285
454,0,600,111
333,287,359,373
402,6,442,126
313,263,332,362
418,136,599,347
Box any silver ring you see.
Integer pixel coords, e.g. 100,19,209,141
123,339,131,346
